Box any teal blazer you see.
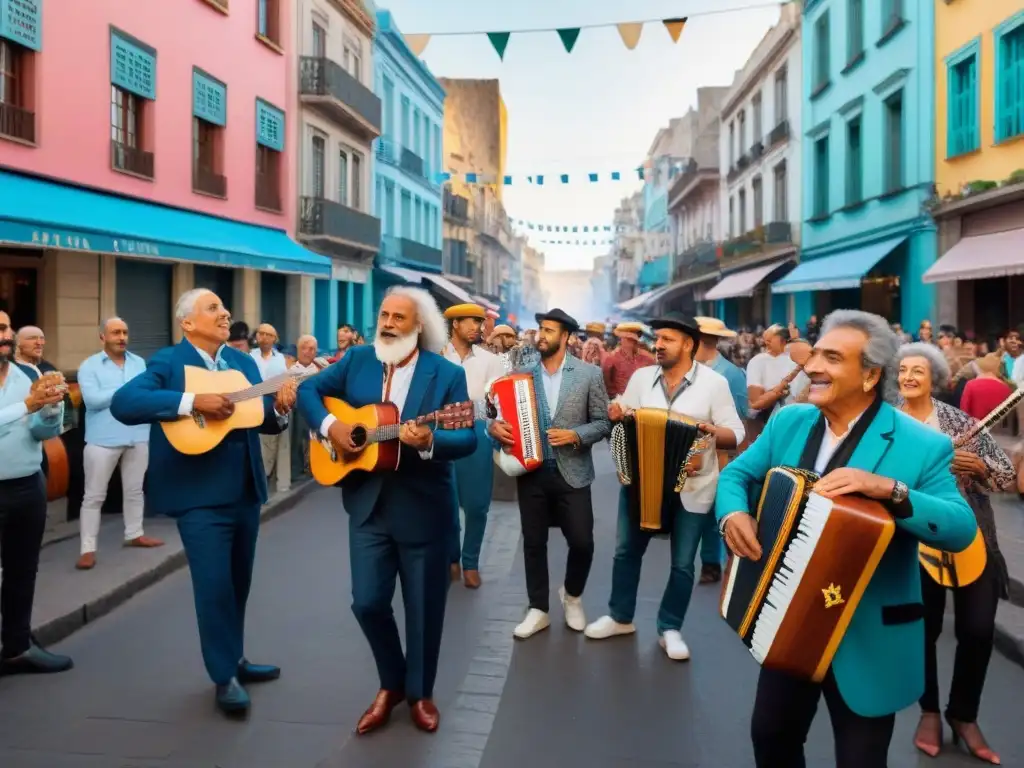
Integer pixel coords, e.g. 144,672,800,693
715,402,977,718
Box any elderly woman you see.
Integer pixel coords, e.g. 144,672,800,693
896,343,1015,764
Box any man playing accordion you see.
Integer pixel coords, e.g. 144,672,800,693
584,313,744,661
715,310,977,768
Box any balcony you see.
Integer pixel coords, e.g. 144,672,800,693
0,103,35,144
400,147,425,179
193,165,227,198
376,137,396,164
381,234,443,271
299,196,381,252
750,141,764,160
673,241,719,280
720,221,793,262
477,213,514,253
444,190,470,223
256,172,281,212
736,154,750,171
299,56,382,138
111,141,154,180
768,120,790,147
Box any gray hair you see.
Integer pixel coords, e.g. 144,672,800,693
99,316,125,335
16,325,43,342
897,342,950,392
174,288,213,324
765,324,787,340
296,333,317,347
819,310,901,403
385,285,447,354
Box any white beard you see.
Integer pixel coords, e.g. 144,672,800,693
374,330,419,365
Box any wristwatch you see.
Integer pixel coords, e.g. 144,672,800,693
889,480,909,504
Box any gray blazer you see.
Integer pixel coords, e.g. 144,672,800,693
522,354,611,489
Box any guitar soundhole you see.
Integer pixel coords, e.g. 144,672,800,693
350,425,368,448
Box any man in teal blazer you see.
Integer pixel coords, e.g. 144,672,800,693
715,309,977,768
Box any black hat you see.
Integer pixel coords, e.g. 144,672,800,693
535,308,580,333
650,312,701,336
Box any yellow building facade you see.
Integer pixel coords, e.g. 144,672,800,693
935,3,1024,195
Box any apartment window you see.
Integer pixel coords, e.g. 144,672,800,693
433,124,441,177
881,0,903,33
400,191,412,238
728,121,735,166
845,116,862,205
415,197,423,241
193,118,226,197
813,12,830,92
752,94,762,144
351,151,363,209
995,18,1024,143
813,136,829,218
752,176,763,227
256,145,281,211
413,109,422,155
401,96,410,146
884,91,904,192
384,181,395,235
111,86,153,178
343,35,362,83
738,188,747,233
424,121,432,178
847,0,863,63
947,43,980,156
338,150,348,204
774,67,788,122
382,77,394,139
773,161,788,221
0,39,34,144
728,196,734,236
311,134,325,198
312,22,326,57
738,110,746,153
257,0,281,47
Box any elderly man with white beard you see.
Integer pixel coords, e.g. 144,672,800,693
296,286,477,735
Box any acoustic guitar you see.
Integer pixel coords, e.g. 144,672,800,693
161,364,324,455
309,398,474,486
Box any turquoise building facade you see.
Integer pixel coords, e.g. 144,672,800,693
776,0,937,329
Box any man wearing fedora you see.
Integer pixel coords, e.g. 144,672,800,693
489,308,611,639
602,322,653,399
693,317,749,584
584,313,744,660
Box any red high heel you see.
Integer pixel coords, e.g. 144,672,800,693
913,713,942,758
946,714,1001,765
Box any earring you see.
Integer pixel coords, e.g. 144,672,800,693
863,381,871,392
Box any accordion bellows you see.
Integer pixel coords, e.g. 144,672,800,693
611,408,702,536
720,467,895,682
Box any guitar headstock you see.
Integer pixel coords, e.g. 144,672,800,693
433,400,475,430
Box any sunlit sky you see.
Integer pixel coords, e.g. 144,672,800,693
376,0,782,270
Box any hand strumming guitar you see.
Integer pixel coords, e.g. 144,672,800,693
327,421,360,454
192,394,235,421
399,422,433,451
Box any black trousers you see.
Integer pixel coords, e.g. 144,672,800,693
920,561,999,722
751,667,896,768
0,472,47,658
517,467,594,612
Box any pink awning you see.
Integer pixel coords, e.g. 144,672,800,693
923,228,1024,284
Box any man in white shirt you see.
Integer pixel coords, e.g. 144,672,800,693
584,313,744,661
442,303,506,589
251,324,289,480
747,324,802,420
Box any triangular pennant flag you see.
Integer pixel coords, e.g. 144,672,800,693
611,171,621,181
616,22,643,50
536,175,544,185
663,18,687,43
503,175,512,185
487,32,511,60
405,34,431,57
560,174,569,184
589,173,598,182
557,28,581,53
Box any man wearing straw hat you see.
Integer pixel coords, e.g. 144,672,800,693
693,316,748,584
602,322,653,399
584,322,609,365
487,324,517,354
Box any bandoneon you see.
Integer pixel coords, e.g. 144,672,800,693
610,408,705,536
487,373,544,477
720,466,895,682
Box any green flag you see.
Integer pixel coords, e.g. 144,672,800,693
557,28,581,53
488,32,511,60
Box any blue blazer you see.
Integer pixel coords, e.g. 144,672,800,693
110,341,284,516
715,402,977,718
296,345,476,544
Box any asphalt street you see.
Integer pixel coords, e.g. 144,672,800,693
1,450,1022,767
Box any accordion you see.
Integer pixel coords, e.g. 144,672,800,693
720,466,895,682
487,373,544,477
610,408,709,536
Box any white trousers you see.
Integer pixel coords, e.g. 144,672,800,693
80,443,149,555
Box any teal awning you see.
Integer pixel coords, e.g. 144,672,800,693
771,236,906,294
0,170,332,277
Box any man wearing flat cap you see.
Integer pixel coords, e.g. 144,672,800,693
442,303,507,588
489,308,611,640
602,322,653,399
585,313,744,661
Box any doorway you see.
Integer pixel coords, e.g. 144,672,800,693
0,267,38,328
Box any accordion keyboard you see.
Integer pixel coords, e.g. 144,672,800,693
515,378,542,462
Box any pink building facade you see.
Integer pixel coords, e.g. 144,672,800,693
0,0,323,370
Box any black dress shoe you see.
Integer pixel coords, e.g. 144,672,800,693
238,658,281,683
0,643,73,676
215,677,251,713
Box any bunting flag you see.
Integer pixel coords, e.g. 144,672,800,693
511,220,619,234
435,159,693,187
537,239,614,246
401,2,781,60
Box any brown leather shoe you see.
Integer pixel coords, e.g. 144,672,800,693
410,699,440,732
450,563,462,582
125,536,164,548
75,553,96,570
463,569,482,589
355,689,405,735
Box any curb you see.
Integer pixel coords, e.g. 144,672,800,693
32,480,319,649
994,600,1024,670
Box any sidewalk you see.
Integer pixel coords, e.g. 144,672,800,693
27,481,317,649
993,492,1024,667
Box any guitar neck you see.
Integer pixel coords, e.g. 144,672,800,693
364,408,458,444
224,371,313,403
956,387,1024,447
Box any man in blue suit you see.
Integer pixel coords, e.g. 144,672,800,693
716,309,977,768
111,289,296,715
297,285,476,735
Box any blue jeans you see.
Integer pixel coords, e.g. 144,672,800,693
450,421,494,570
698,509,725,567
608,488,706,634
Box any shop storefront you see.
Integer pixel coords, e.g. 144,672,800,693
705,258,795,330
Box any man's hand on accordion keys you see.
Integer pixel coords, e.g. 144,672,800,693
812,468,895,501
608,402,625,422
488,419,515,447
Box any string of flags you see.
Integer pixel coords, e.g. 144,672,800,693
436,158,695,187
536,239,615,246
512,220,619,234
402,1,785,60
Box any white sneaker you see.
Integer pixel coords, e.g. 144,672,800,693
584,615,636,640
660,630,691,661
513,608,550,639
559,586,586,632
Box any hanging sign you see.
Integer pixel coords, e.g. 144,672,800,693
256,98,285,152
193,68,227,127
110,28,157,100
0,0,41,51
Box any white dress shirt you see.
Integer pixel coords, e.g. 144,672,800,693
443,342,505,417
747,351,804,416
251,348,288,381
618,362,745,514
